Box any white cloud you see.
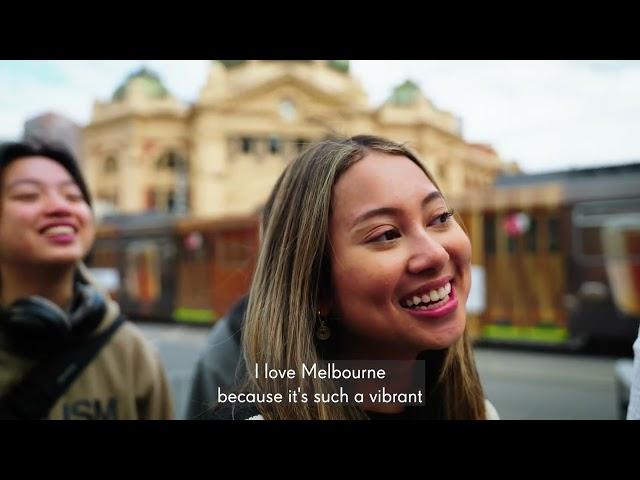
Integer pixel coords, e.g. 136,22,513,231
1,60,640,173
352,60,640,171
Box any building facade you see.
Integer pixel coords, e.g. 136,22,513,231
24,112,83,165
83,60,514,218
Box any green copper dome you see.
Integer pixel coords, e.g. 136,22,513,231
390,80,421,106
217,60,247,69
327,60,350,73
215,60,350,73
112,67,169,101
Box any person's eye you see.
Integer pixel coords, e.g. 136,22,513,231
65,193,84,202
429,209,455,227
368,229,401,243
11,192,39,201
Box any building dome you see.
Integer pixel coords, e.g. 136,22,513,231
217,60,247,69
112,67,170,101
390,80,421,105
327,60,350,73
215,60,350,73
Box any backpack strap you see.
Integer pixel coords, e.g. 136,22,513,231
0,316,125,420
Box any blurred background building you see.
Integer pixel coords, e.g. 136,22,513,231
23,112,83,165
82,60,516,219
4,60,637,419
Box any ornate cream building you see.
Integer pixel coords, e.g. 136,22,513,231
83,60,515,218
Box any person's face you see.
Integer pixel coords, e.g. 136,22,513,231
328,151,472,358
0,156,95,267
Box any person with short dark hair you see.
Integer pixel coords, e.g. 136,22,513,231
0,140,173,420
185,295,248,419
185,189,279,419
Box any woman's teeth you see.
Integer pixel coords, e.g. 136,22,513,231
43,225,74,236
404,282,452,309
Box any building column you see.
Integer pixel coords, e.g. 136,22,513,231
446,158,465,196
191,131,227,217
118,144,144,213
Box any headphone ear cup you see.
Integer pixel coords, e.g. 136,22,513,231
1,284,107,357
2,297,71,356
69,283,106,337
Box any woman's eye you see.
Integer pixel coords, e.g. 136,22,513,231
369,229,401,243
430,210,455,227
65,193,84,202
11,192,39,201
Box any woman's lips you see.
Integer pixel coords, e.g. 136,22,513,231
45,234,76,244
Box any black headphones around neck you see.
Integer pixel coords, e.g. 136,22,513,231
0,282,106,357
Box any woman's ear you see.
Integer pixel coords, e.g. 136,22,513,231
317,278,333,317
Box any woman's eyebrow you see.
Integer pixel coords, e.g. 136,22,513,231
6,178,76,190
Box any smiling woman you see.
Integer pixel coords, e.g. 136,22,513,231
218,135,498,420
0,141,173,420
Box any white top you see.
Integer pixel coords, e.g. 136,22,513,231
627,326,640,420
246,399,500,420
484,399,500,420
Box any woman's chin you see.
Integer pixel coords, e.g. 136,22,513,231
36,253,84,267
416,315,466,351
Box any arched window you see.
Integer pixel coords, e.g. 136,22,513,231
167,190,176,212
151,150,189,215
279,99,297,121
240,137,254,154
156,150,187,171
269,136,282,155
104,155,118,174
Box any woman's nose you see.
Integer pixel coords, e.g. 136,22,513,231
406,232,450,275
43,192,73,215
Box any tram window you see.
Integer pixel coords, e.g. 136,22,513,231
91,245,118,267
124,242,161,303
526,217,537,253
484,215,496,254
579,226,604,256
146,189,156,211
548,217,560,252
216,236,251,267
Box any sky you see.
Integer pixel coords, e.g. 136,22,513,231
1,60,639,173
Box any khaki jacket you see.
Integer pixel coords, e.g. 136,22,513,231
0,273,174,420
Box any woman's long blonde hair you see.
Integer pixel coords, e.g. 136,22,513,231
243,135,486,419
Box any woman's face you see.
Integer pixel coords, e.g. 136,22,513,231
328,151,472,358
0,156,95,268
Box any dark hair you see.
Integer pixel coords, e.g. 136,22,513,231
0,140,92,207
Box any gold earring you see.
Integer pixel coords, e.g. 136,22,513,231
316,310,331,341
